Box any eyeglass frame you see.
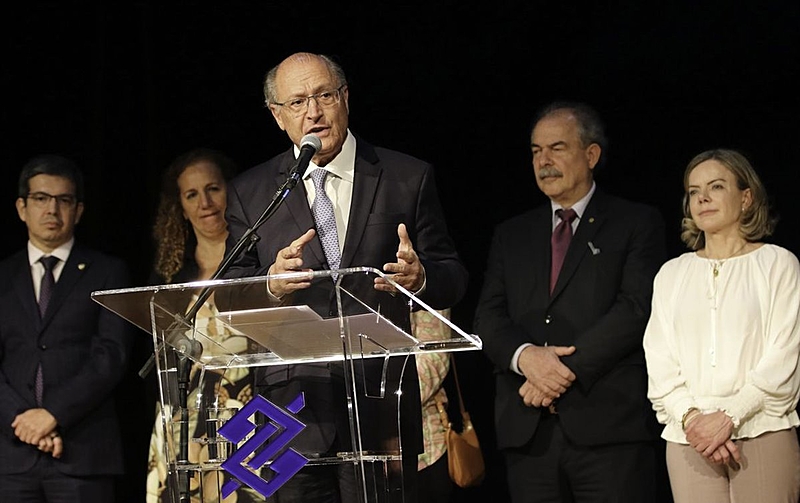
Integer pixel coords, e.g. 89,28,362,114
270,84,347,115
25,191,79,208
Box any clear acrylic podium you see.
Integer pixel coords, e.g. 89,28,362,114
92,267,481,503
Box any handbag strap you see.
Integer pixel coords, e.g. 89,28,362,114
450,357,476,430
435,356,475,431
435,393,451,429
450,357,468,417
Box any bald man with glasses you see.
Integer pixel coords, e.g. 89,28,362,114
224,52,468,503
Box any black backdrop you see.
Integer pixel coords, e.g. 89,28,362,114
3,2,799,502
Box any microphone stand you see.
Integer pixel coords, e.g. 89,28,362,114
166,166,308,503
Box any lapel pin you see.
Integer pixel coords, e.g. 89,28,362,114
588,242,601,256
78,263,86,270
588,217,595,223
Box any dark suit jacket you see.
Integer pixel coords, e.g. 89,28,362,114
224,135,468,455
475,188,666,449
0,243,133,476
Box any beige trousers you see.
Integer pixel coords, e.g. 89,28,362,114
666,428,800,503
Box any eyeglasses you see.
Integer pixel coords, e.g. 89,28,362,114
272,85,346,115
26,192,78,208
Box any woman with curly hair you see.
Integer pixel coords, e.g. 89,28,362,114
151,148,237,284
145,149,260,502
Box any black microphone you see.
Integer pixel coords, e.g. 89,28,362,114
287,134,322,185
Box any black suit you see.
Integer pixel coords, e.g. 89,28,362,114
475,188,666,502
224,135,468,500
0,243,133,500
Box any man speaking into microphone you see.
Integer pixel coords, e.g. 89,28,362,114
224,52,467,503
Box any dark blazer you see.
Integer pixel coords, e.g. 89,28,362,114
0,243,133,476
475,188,666,449
224,135,468,454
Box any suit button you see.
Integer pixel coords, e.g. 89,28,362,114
40,344,47,350
545,315,552,324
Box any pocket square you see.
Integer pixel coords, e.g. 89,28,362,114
588,241,601,255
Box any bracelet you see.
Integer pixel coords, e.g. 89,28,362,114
681,407,700,431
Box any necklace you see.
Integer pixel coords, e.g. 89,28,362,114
709,242,748,277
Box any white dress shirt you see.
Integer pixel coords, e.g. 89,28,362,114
300,130,356,253
27,238,74,301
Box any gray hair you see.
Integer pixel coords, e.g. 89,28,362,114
263,53,348,106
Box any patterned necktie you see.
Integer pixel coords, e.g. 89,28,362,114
310,169,341,277
550,208,577,294
38,255,59,317
36,255,59,405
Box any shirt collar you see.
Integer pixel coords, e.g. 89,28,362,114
301,129,356,183
550,181,596,224
27,238,74,266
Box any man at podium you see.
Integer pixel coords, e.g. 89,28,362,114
224,52,468,502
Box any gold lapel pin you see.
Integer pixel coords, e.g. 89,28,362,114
588,217,595,223
78,263,86,270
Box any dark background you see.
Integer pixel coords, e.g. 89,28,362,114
3,2,798,502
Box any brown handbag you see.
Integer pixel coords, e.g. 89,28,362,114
435,358,485,488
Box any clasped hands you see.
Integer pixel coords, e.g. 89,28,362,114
517,344,576,408
683,409,740,468
267,223,424,297
11,408,62,458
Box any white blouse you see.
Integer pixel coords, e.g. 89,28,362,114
644,244,800,443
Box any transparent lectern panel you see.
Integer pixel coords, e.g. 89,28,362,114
91,267,481,503
91,267,481,365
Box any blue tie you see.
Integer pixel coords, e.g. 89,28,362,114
310,169,341,277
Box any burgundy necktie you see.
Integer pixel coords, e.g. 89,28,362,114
550,208,577,294
35,255,59,405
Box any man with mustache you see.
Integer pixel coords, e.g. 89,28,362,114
475,102,667,502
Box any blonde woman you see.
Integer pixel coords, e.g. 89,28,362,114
644,149,800,502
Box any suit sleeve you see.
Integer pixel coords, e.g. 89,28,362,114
223,181,268,278
474,225,536,370
561,205,666,390
0,330,28,438
46,259,134,430
413,165,469,309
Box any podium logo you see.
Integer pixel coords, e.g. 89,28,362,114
218,393,309,498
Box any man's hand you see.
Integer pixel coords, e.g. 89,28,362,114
267,229,316,297
684,410,736,460
37,431,64,459
12,408,58,446
375,223,425,293
517,345,576,400
518,380,556,408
